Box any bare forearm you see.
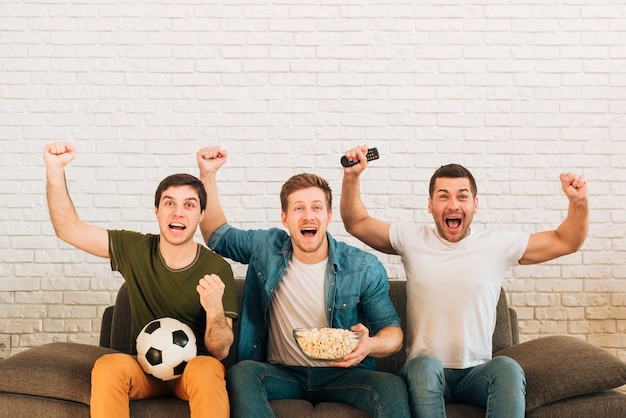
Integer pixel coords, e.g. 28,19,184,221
556,197,589,252
46,166,109,257
46,166,80,241
199,171,228,244
340,173,395,254
367,326,403,358
522,196,589,264
203,316,234,361
340,173,369,233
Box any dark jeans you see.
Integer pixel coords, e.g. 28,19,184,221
227,360,410,418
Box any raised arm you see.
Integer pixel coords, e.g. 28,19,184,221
520,172,589,265
196,146,229,245
44,142,109,258
340,145,396,255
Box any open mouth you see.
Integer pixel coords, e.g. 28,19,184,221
445,217,461,230
169,222,186,232
301,227,317,238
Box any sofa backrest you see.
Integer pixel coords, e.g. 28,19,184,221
102,278,517,375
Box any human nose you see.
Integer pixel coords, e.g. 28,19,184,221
173,204,185,216
448,198,461,210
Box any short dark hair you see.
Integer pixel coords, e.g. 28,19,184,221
154,173,207,211
429,164,477,198
280,173,332,212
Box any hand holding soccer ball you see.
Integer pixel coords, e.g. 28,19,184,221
136,317,197,381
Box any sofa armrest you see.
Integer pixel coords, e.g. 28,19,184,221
492,289,514,352
495,335,626,412
0,342,118,405
509,307,519,345
99,305,114,348
109,283,132,353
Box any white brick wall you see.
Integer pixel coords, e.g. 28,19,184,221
1,1,625,364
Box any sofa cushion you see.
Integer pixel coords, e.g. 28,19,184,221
1,392,89,418
0,342,117,405
495,335,626,411
527,390,626,418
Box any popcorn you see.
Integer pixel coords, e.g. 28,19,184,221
293,327,360,360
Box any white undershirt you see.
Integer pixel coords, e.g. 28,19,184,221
267,256,329,366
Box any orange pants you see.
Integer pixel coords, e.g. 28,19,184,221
90,353,229,418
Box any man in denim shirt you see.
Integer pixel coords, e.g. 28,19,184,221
197,146,410,418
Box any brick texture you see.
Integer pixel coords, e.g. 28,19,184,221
0,1,625,364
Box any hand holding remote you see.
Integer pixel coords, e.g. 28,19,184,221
341,147,379,167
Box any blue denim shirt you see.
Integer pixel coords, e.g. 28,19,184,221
208,223,401,370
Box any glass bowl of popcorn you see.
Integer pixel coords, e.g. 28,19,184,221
293,327,361,361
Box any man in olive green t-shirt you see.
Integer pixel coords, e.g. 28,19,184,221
44,141,237,418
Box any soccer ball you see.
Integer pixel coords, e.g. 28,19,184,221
136,317,197,381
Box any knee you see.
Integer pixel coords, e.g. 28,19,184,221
402,355,444,382
185,355,225,381
400,355,446,393
92,353,136,378
179,356,226,396
225,360,265,395
379,372,409,395
490,356,523,374
489,356,526,387
92,353,141,392
226,359,258,383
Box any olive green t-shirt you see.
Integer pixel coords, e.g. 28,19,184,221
108,230,238,355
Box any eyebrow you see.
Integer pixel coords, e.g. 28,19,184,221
436,188,470,194
291,199,326,207
161,195,199,203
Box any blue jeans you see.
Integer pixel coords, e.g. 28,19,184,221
226,360,411,418
400,355,525,418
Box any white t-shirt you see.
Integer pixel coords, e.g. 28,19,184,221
390,224,528,369
267,256,329,367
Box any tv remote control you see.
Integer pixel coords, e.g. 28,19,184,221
341,148,379,167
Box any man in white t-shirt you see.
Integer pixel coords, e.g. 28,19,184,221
340,145,588,418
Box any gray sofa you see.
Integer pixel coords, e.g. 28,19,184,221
1,278,626,418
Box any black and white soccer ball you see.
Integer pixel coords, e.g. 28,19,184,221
136,317,197,381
